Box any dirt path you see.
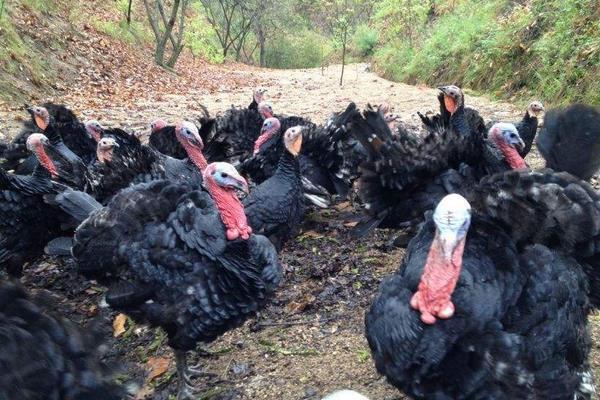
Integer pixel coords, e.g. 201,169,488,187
5,64,599,400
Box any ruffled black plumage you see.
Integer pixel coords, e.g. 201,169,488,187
537,104,600,180
366,205,593,399
0,280,122,400
72,180,281,351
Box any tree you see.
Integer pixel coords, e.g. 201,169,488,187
143,0,189,68
198,0,257,59
126,0,134,25
324,0,370,85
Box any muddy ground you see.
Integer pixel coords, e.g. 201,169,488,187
5,64,600,399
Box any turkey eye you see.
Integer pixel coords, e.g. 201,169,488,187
221,172,229,178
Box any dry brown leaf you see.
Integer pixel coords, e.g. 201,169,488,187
146,357,171,382
286,294,316,314
299,231,323,240
344,221,359,227
334,201,351,211
113,313,127,338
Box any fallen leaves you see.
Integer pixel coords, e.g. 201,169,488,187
113,313,128,337
146,357,171,382
286,294,316,314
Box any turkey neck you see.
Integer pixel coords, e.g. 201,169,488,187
412,230,466,324
491,132,527,169
182,142,208,172
254,129,278,154
43,121,62,146
35,146,59,178
449,107,470,136
523,110,537,124
275,149,300,182
205,179,250,240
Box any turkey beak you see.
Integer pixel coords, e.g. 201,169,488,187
508,134,525,152
290,129,303,156
438,232,459,260
225,171,248,194
189,135,204,150
437,86,455,99
27,107,47,131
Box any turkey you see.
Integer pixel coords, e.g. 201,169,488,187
0,104,95,174
0,280,122,399
243,126,305,250
486,101,545,157
418,85,486,138
248,87,267,110
71,162,281,399
350,104,525,237
537,104,600,180
29,105,97,167
84,121,208,203
0,134,84,276
366,193,594,399
85,121,142,153
149,119,187,159
239,104,358,200
198,95,274,161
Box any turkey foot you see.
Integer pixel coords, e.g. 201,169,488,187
175,350,204,400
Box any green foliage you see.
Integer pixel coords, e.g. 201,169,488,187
353,24,378,57
372,0,600,105
0,1,54,100
92,19,151,44
265,29,333,69
20,0,56,13
373,0,429,47
186,15,224,64
90,0,151,45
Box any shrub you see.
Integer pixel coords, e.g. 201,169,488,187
353,24,378,57
265,30,333,69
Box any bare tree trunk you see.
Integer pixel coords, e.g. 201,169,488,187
406,0,413,47
339,25,347,86
126,0,133,24
143,0,186,68
257,25,265,67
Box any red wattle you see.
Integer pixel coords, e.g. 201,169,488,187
253,131,276,155
444,96,457,115
411,233,465,324
205,178,251,241
36,147,59,178
91,131,101,143
493,134,527,169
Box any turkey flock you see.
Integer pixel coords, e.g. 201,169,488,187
1,85,600,400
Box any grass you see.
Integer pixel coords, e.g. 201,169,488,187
373,0,600,106
91,19,152,45
20,0,56,13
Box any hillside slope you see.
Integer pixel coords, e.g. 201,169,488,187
374,0,600,105
0,0,261,110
